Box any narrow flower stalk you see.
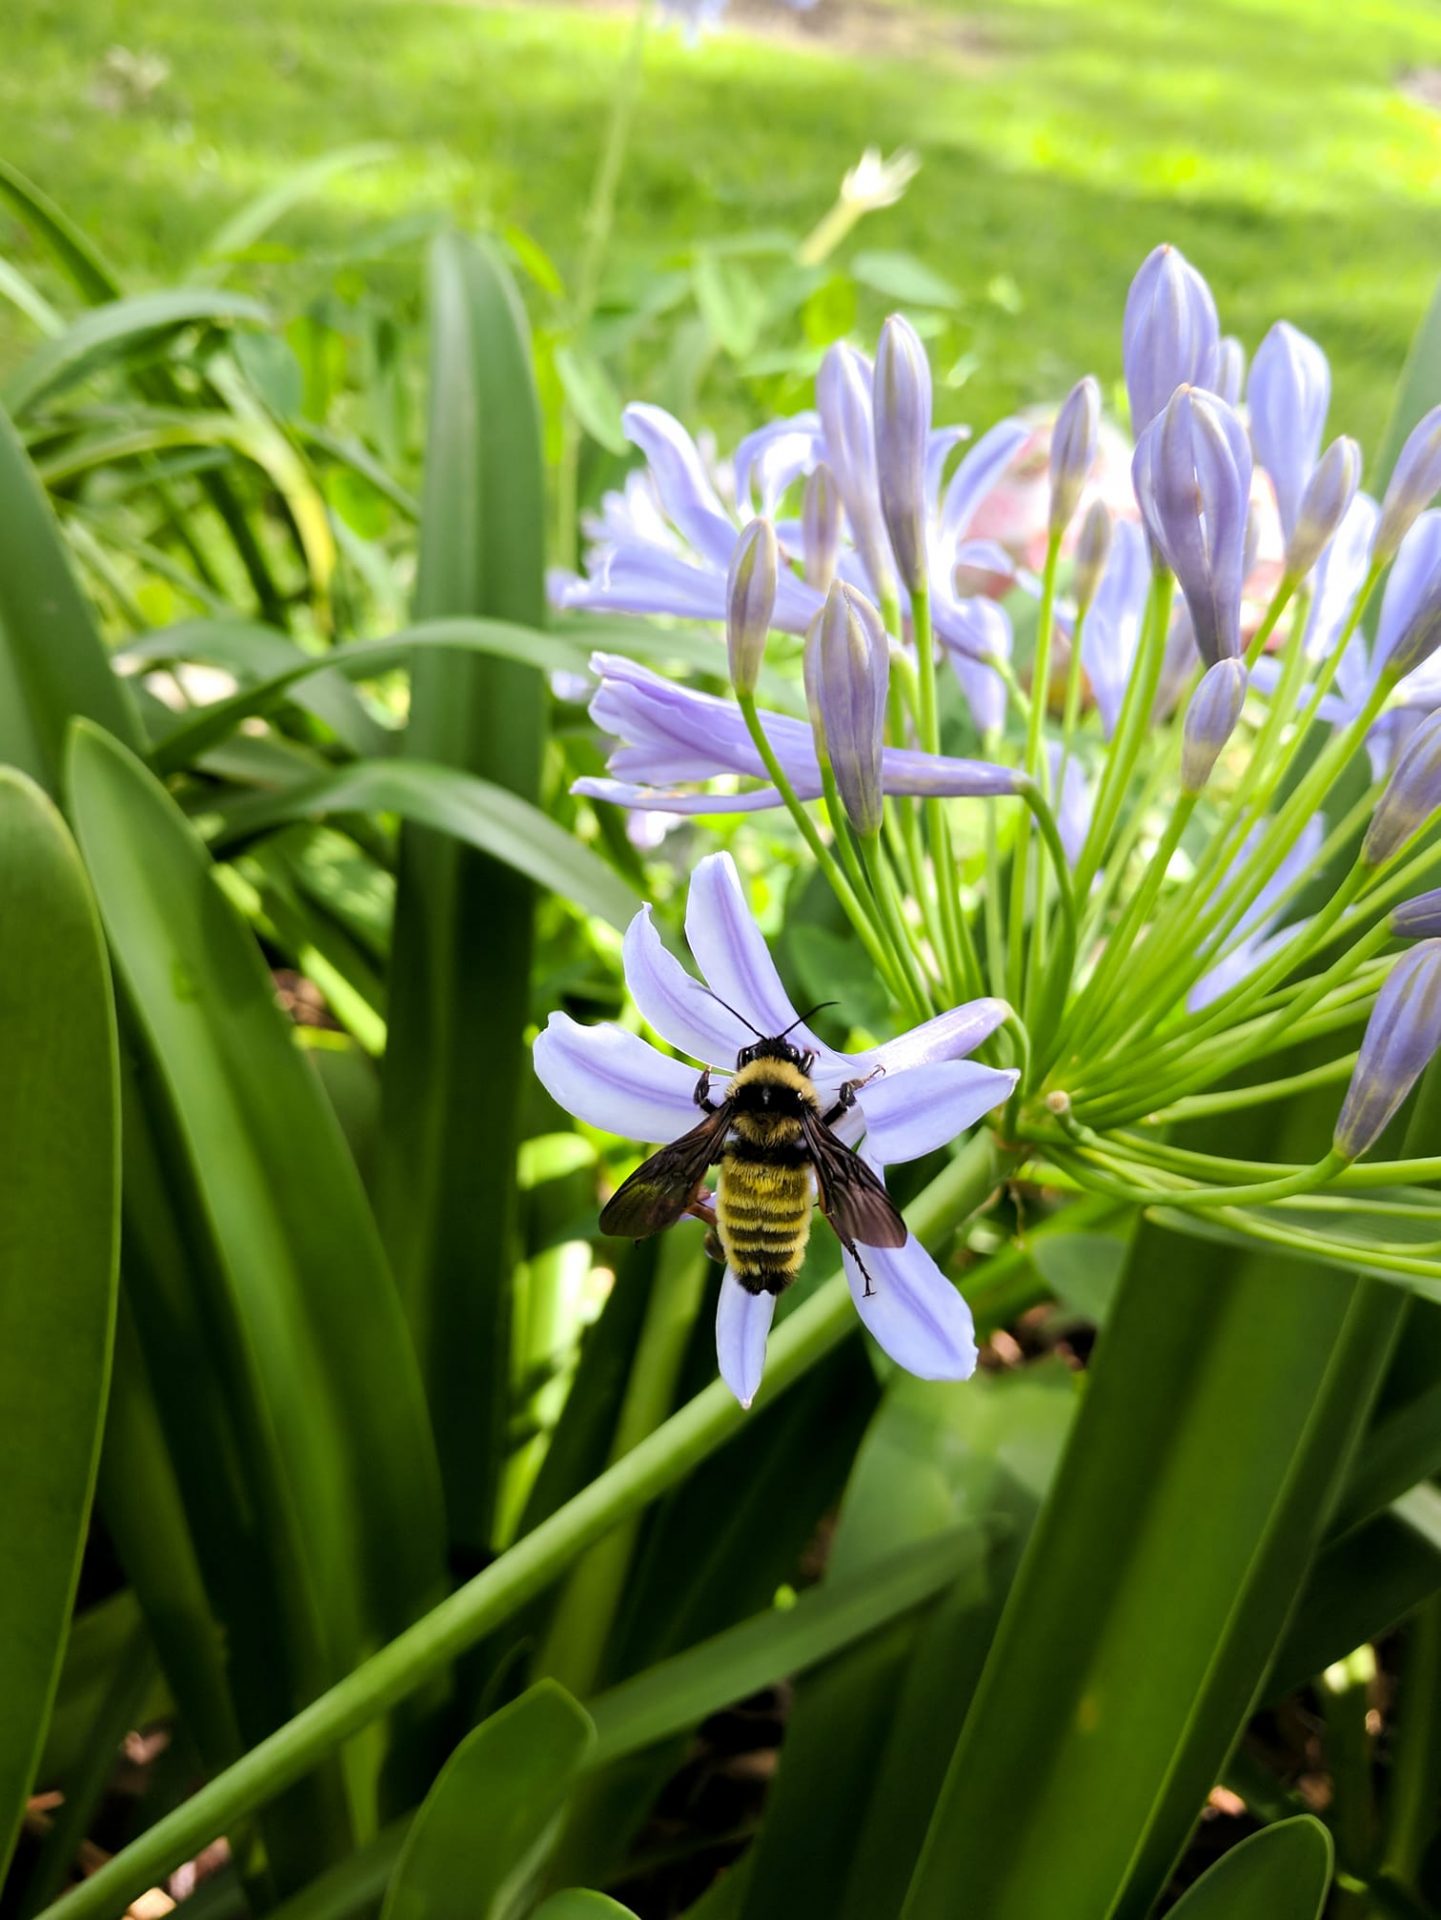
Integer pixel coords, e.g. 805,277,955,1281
726,517,778,695
1048,375,1100,537
1363,712,1441,867
874,314,932,595
1334,941,1441,1159
1182,658,1249,792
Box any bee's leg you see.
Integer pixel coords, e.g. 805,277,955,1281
685,1193,718,1231
848,1239,878,1298
821,1065,885,1127
693,1068,719,1114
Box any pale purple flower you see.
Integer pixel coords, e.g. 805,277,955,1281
573,652,1019,814
1123,245,1220,437
1376,405,1441,564
1363,710,1441,866
1182,658,1248,792
1395,889,1441,941
533,853,1017,1404
875,315,932,593
940,597,1012,740
1216,335,1246,408
1188,815,1325,1012
818,342,896,606
803,462,841,592
806,583,888,835
1285,436,1361,580
1048,376,1101,537
1133,386,1252,667
727,518,778,694
1334,940,1441,1159
1045,742,1093,866
1247,322,1330,545
1073,499,1112,614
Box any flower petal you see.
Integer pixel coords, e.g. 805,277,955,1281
533,1014,707,1142
853,998,1010,1077
716,1272,776,1408
858,1061,1018,1164
844,1237,978,1380
572,777,789,814
623,903,751,1063
625,403,738,570
685,851,832,1056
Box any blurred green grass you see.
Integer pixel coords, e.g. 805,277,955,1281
4,0,1441,438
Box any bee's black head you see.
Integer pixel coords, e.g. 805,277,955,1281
736,1035,812,1071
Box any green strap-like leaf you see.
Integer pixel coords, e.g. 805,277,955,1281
65,720,448,1839
0,404,143,789
381,1684,595,1920
379,232,550,1558
1166,1818,1333,1919
533,1895,638,1920
4,289,270,416
198,145,394,273
0,770,120,1882
204,757,638,933
1373,274,1441,493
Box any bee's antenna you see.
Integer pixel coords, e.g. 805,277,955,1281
695,984,766,1040
781,1001,838,1039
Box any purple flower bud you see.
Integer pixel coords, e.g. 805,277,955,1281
1123,245,1220,437
1216,335,1246,407
1376,404,1441,564
1363,710,1441,866
1073,498,1112,615
806,581,889,836
1334,940,1441,1159
1285,436,1361,579
1381,561,1441,685
1394,888,1441,941
1247,321,1330,544
817,341,895,604
726,517,778,696
1133,386,1252,667
874,315,932,594
1182,658,1248,791
803,461,841,593
1049,375,1100,537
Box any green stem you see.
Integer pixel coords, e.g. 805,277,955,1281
1242,572,1298,669
37,1137,1009,1920
1072,568,1173,901
1381,1596,1441,1892
911,586,978,1000
862,828,935,1021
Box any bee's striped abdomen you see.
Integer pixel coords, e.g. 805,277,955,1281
717,1148,812,1296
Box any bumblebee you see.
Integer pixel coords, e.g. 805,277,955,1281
599,1008,906,1296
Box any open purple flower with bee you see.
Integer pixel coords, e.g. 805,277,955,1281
534,852,1017,1406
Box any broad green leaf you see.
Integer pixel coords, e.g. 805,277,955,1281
204,757,638,932
1166,1818,1333,1919
65,722,447,1845
849,251,962,311
381,1684,594,1920
0,771,119,1883
692,253,765,359
379,232,548,1558
901,1216,1401,1920
4,289,270,415
534,1896,637,1920
199,145,394,272
1374,274,1441,493
0,404,143,788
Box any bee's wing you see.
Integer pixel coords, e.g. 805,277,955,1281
803,1113,909,1250
598,1104,732,1240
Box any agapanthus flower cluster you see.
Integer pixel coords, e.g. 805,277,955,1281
540,242,1441,1406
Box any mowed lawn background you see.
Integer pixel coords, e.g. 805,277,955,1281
5,0,1441,452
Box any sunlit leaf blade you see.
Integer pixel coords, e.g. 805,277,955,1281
533,1895,638,1920
381,1684,594,1920
65,721,448,1845
379,231,548,1558
0,160,123,303
205,759,637,932
3,289,270,416
1166,1818,1333,1919
198,145,394,272
0,405,143,788
900,1225,1401,1920
0,771,119,1883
